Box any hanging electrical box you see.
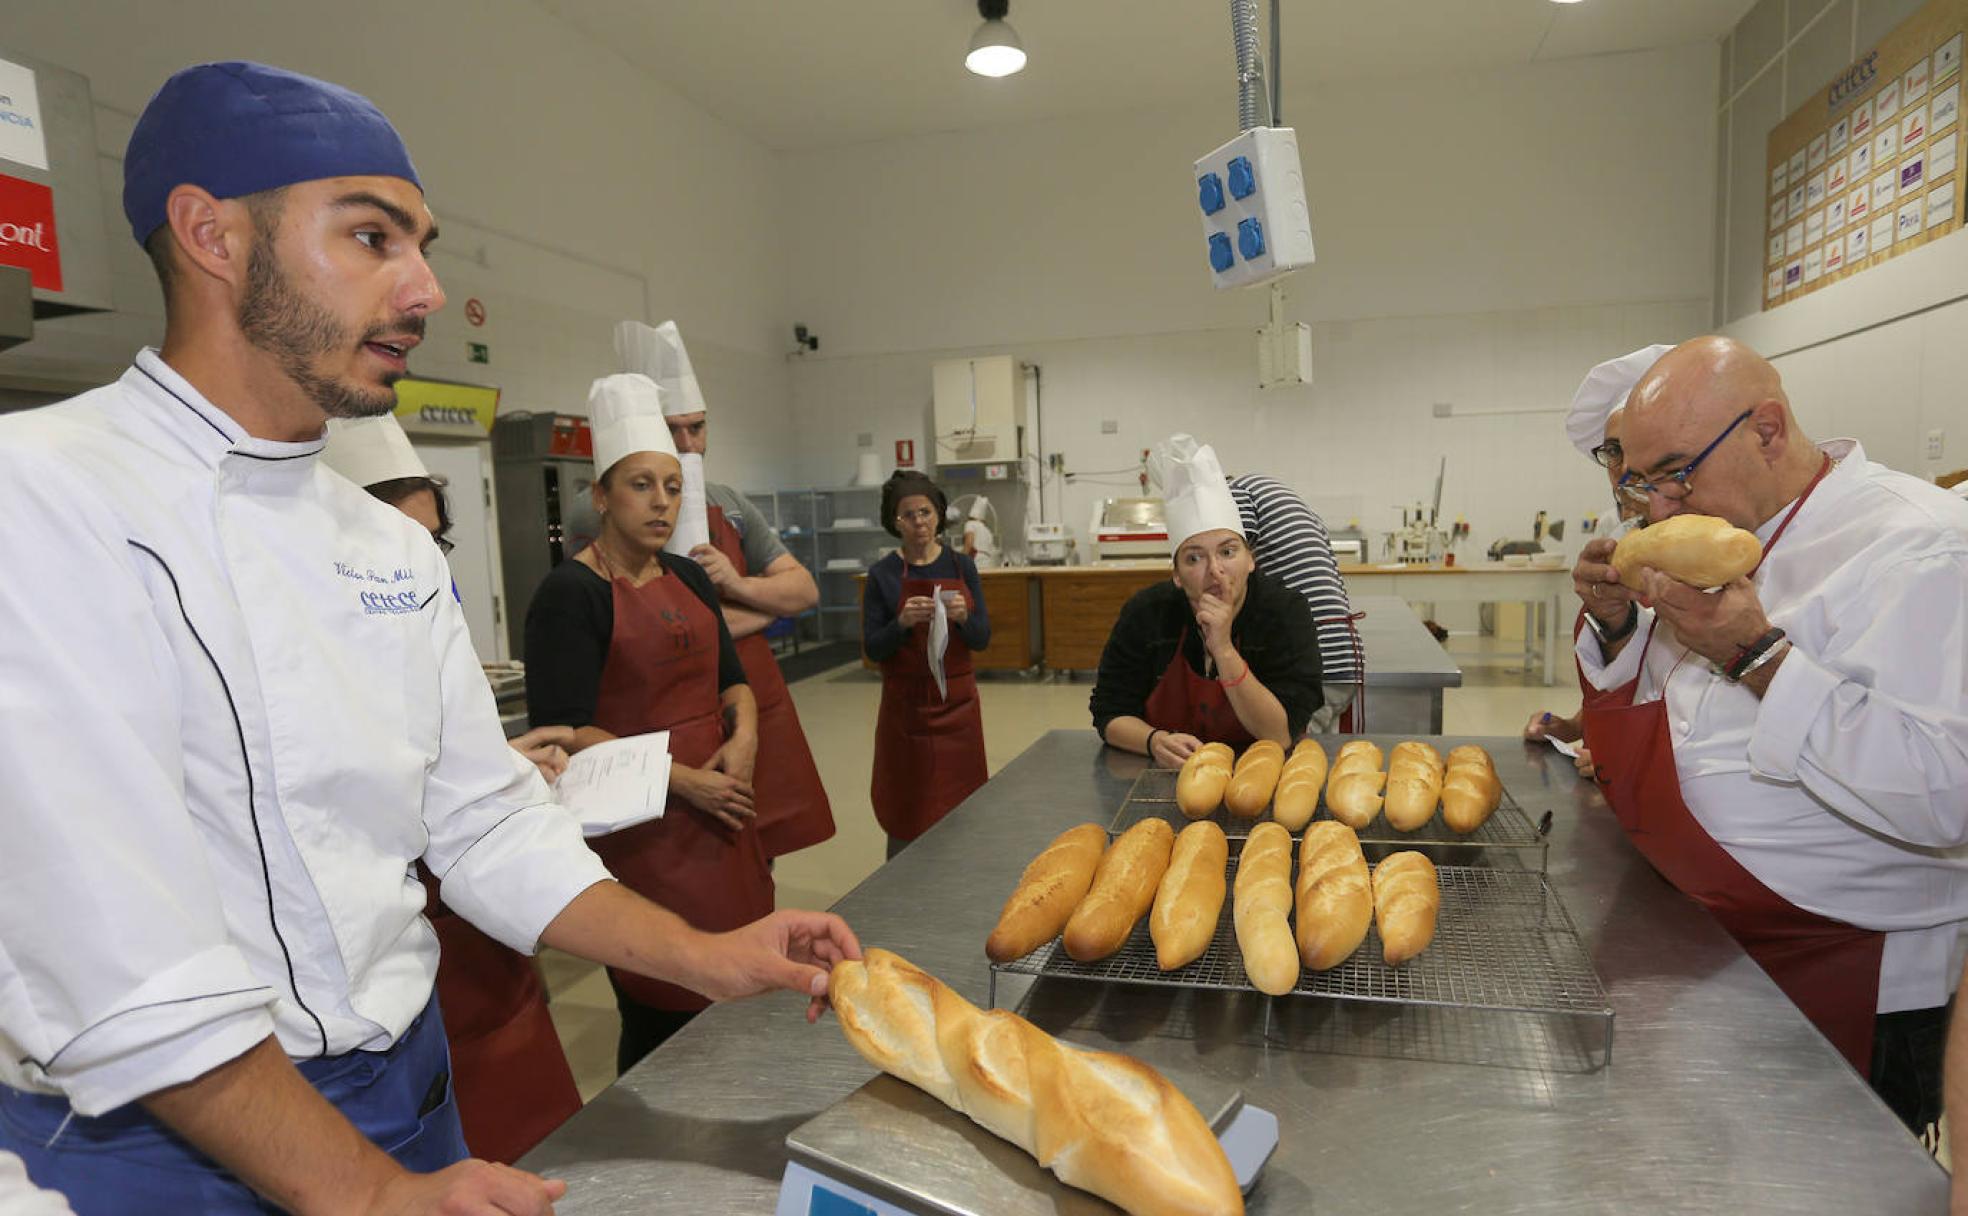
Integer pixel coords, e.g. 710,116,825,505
932,355,1024,465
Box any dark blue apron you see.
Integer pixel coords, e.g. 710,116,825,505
0,994,467,1214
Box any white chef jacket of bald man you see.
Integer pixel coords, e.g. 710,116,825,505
0,350,611,1117
1578,438,1968,1013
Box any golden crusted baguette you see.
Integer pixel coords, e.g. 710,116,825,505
1174,742,1235,819
1383,741,1444,832
1234,822,1299,995
1272,739,1328,831
1324,740,1385,829
1293,821,1373,970
987,823,1110,962
1224,740,1285,820
1373,851,1440,967
1610,512,1761,591
1063,818,1175,961
1151,822,1228,970
1441,745,1502,834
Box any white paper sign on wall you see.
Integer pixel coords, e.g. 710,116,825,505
0,59,49,173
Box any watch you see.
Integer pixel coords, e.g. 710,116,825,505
1583,603,1639,646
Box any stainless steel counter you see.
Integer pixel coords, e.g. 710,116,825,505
523,731,1947,1213
1349,594,1460,734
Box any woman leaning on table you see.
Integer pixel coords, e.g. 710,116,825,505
863,470,991,860
525,373,772,1073
1089,439,1322,766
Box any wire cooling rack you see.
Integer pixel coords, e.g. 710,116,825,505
1111,765,1549,862
988,863,1614,1066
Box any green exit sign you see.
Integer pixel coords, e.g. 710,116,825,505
466,342,490,364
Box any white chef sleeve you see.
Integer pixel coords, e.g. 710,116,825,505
417,575,611,952
0,451,274,1116
1748,552,1968,847
1574,607,1654,692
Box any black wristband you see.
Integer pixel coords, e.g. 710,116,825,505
1146,729,1164,759
1587,603,1639,646
1724,626,1787,682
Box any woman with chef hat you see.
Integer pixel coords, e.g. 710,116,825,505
523,374,772,1070
322,414,584,1162
1089,440,1322,767
863,470,992,859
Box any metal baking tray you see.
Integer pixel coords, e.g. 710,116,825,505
988,864,1614,1068
1110,764,1550,859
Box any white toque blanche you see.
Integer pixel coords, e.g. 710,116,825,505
1565,343,1673,459
588,373,678,477
321,414,427,489
614,319,707,418
1161,437,1245,553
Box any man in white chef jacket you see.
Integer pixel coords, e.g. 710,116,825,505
0,62,858,1215
1571,335,1968,1142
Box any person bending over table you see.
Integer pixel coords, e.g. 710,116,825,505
1089,438,1321,768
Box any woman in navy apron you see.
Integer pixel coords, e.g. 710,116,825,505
862,472,991,859
524,375,771,1072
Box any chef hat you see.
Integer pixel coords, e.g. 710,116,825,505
1144,432,1203,494
123,61,420,245
1565,344,1673,458
589,373,678,477
322,414,426,488
1162,439,1245,554
615,319,707,418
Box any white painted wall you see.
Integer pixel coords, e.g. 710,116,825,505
0,0,797,491
779,45,1721,564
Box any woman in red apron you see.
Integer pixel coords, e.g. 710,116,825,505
1087,441,1323,769
863,472,991,859
524,374,773,1072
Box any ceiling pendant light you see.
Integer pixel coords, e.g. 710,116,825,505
965,0,1027,77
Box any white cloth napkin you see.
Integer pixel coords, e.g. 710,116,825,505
928,592,950,702
666,452,711,555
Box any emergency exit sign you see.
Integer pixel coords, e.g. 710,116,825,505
466,341,489,364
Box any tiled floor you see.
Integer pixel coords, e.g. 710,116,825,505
540,631,1574,1101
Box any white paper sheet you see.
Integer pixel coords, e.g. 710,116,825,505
666,452,711,556
1546,735,1581,760
555,730,672,837
928,591,950,702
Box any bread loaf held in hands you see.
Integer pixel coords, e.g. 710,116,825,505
1064,818,1175,961
1175,742,1235,819
986,823,1110,962
1271,740,1328,831
1610,513,1761,590
830,949,1244,1216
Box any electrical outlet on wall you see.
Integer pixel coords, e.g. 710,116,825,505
1927,429,1946,460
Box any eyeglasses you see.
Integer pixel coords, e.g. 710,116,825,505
896,506,939,524
1589,439,1623,470
1617,409,1753,501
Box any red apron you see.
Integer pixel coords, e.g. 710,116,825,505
1580,458,1885,1073
870,573,988,841
418,871,580,1163
586,559,775,1011
1143,624,1258,747
706,505,835,857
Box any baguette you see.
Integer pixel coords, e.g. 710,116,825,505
1063,818,1175,961
1224,740,1285,820
1293,821,1373,970
1373,851,1440,966
1271,739,1329,831
1324,740,1386,829
1383,741,1444,832
831,949,1243,1216
1174,742,1235,819
1610,512,1761,591
1150,822,1229,970
1441,745,1503,835
1233,822,1299,995
987,823,1110,962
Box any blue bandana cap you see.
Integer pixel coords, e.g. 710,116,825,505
123,61,421,245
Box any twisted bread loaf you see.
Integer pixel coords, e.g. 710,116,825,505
1373,851,1439,966
1271,739,1328,831
987,823,1109,962
1234,822,1299,995
1064,818,1174,961
1151,822,1228,971
1383,741,1443,832
1224,740,1285,820
831,949,1244,1216
1611,512,1761,591
1293,821,1373,970
1441,745,1502,835
1324,740,1386,829
1175,742,1235,819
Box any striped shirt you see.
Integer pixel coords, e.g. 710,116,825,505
1229,473,1359,682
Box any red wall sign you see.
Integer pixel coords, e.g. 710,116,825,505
0,175,61,292
895,438,915,467
464,298,486,327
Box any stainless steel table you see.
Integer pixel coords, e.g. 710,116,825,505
523,731,1947,1213
1349,594,1461,734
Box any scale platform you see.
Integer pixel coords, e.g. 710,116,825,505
776,1069,1277,1216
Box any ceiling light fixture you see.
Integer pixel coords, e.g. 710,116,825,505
965,0,1027,77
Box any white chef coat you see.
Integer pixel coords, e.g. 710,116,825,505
1579,439,1968,1014
0,351,612,1117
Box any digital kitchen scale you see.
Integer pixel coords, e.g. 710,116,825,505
775,1070,1277,1216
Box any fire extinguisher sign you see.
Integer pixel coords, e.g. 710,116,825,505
895,439,915,468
